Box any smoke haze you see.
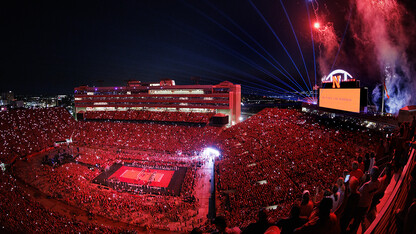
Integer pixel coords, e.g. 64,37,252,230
315,22,339,77
314,0,416,114
349,0,416,113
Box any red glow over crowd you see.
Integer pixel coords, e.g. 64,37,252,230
73,120,221,154
0,108,75,163
215,108,380,228
84,110,215,124
0,107,415,233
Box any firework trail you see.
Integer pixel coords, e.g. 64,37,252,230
309,0,340,78
350,0,416,113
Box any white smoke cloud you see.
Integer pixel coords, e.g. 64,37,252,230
372,84,382,109
350,0,416,114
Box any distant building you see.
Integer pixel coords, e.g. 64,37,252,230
0,91,14,109
1,91,14,102
74,80,241,124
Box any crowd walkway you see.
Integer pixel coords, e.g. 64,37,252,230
193,154,216,226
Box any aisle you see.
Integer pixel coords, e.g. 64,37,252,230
193,155,215,224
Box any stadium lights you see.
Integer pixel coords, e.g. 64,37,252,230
202,147,220,159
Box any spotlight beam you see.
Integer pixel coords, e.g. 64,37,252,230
279,0,313,92
165,56,303,97
181,1,307,94
305,0,317,100
202,0,308,95
143,58,290,96
144,58,301,98
248,0,309,93
168,18,308,95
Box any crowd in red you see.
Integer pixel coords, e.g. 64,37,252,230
84,110,215,124
18,159,199,232
236,127,415,234
73,121,221,154
0,108,76,164
0,107,219,231
0,108,220,164
1,106,414,233
75,146,200,167
74,147,199,199
0,170,132,233
215,108,384,228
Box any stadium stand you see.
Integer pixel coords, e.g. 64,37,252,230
0,106,415,233
83,110,216,124
0,169,136,233
0,108,75,164
73,121,221,154
215,108,383,228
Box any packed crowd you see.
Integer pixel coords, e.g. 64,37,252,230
209,134,415,234
75,146,201,168
73,121,222,154
18,161,199,232
0,170,133,233
0,107,215,232
215,108,385,228
75,147,201,197
0,108,75,164
84,110,215,124
2,106,414,233
75,147,200,198
0,108,220,164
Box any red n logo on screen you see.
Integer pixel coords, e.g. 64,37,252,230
332,75,341,88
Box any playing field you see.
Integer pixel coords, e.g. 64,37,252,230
109,166,174,188
93,163,187,196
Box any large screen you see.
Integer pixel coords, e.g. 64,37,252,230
319,88,361,113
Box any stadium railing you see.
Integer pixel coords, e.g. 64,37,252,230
365,143,415,234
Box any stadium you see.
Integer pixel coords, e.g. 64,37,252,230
0,77,415,233
2,0,416,233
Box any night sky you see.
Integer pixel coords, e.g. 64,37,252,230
1,0,414,96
